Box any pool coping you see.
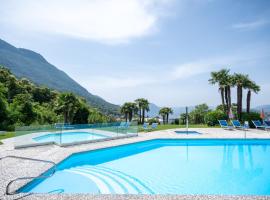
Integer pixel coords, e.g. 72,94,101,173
14,128,138,149
2,128,270,200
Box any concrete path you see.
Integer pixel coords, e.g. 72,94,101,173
1,128,270,200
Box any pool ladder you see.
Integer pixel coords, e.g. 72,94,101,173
0,155,56,195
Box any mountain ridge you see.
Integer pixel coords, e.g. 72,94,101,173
0,39,119,115
147,103,195,119
147,103,270,118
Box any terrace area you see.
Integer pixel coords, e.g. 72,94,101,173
1,127,270,200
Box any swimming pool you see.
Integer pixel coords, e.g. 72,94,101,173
20,139,270,195
33,131,108,144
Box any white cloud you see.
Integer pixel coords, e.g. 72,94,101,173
0,0,174,44
171,61,215,80
170,56,239,80
232,19,269,30
64,48,270,105
82,76,156,90
77,55,241,94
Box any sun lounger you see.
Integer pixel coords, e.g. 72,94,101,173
151,123,158,129
231,120,248,130
218,120,234,130
143,123,149,131
252,120,270,131
264,120,270,126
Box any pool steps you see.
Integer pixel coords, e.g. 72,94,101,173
65,165,154,194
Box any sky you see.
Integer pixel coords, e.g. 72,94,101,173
0,0,269,108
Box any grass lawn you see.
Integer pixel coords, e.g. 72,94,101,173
139,124,213,132
0,132,15,144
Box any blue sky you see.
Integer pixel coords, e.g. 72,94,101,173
0,0,269,107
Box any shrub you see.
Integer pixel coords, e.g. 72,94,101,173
241,112,261,128
189,104,210,124
174,118,180,125
205,110,227,126
146,118,160,125
179,113,189,125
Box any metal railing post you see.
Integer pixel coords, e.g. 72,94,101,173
0,155,56,195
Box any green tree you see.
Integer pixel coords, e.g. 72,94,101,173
135,98,149,124
55,93,80,124
0,66,119,130
120,103,129,122
209,69,231,113
32,87,57,104
73,99,90,124
232,73,249,119
189,104,210,124
19,78,35,94
9,93,37,125
35,103,59,124
73,107,89,124
88,108,108,124
165,107,173,124
205,110,227,126
121,102,138,122
0,83,9,129
180,113,189,125
246,80,260,113
159,107,173,124
159,108,167,125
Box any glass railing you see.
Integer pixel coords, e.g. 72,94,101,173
14,121,138,148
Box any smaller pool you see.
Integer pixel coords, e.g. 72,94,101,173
175,131,201,134
33,131,108,144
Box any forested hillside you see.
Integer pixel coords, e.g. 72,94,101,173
0,67,113,131
0,39,120,115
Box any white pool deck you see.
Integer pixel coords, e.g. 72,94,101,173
1,128,270,200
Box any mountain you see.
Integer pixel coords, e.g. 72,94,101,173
146,103,195,119
0,39,119,115
147,103,270,119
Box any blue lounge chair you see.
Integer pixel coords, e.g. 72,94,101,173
151,123,158,129
264,120,270,126
218,120,234,130
143,123,149,131
231,120,248,130
252,120,270,130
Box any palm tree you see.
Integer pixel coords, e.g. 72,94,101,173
159,107,173,124
159,108,167,125
232,73,249,120
165,107,173,124
121,103,129,122
135,99,142,123
55,93,79,123
246,80,260,113
225,75,233,112
135,98,149,124
209,69,231,113
121,102,138,122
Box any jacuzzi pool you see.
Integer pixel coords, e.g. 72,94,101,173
33,131,108,144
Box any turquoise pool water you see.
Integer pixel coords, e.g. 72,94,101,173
33,131,108,144
20,139,270,195
175,131,201,134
